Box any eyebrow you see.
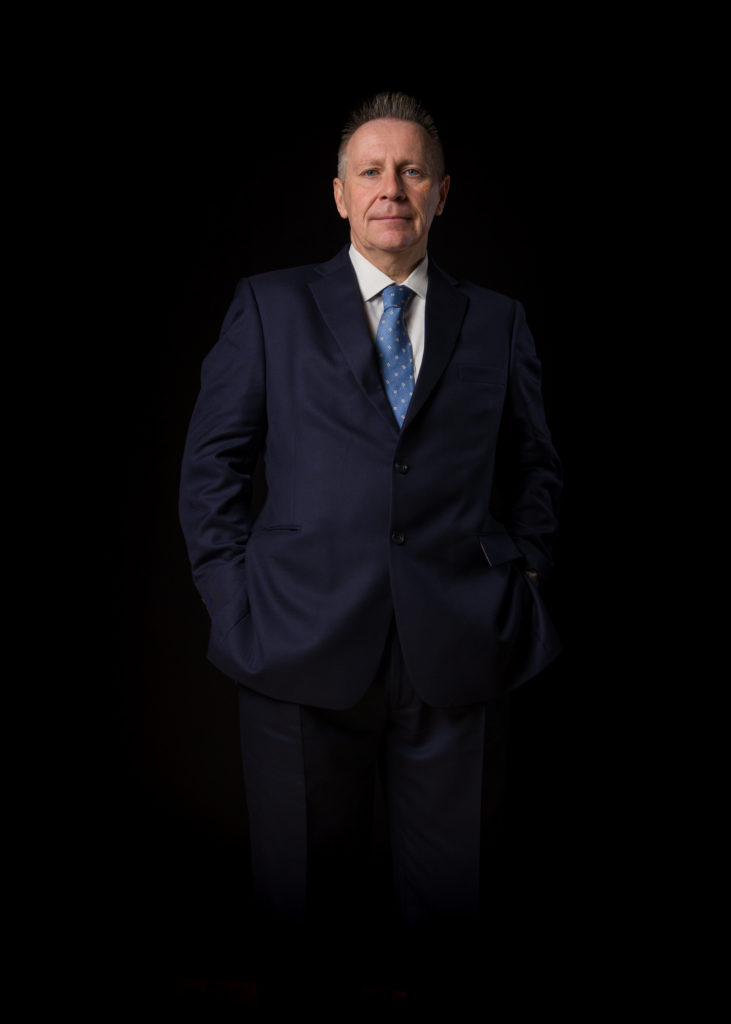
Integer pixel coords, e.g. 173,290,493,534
352,156,429,169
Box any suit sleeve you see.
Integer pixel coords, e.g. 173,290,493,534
495,301,562,580
178,278,267,637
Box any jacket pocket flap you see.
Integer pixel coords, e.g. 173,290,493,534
479,532,522,567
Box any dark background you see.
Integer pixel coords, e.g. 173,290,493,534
79,56,619,1011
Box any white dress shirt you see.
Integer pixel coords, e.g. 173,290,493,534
348,244,429,381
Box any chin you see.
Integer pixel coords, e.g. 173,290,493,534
371,231,417,251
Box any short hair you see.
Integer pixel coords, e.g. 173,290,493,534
337,91,446,180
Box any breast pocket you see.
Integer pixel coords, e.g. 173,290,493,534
456,363,506,386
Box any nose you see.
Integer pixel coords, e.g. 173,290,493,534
381,169,405,200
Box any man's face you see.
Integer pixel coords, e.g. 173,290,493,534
333,118,450,271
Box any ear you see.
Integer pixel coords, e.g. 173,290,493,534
436,175,451,217
333,178,349,220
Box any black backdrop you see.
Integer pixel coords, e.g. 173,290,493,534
90,64,615,1011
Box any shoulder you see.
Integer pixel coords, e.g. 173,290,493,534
241,247,352,297
220,249,353,337
433,261,519,308
428,259,525,331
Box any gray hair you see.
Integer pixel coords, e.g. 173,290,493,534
337,91,446,180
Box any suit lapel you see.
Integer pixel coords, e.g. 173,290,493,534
309,249,398,430
402,260,468,429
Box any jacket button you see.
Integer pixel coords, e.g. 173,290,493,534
394,461,410,474
391,530,406,545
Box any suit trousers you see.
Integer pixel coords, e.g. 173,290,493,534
237,619,510,996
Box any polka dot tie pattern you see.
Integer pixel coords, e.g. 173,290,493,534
375,285,415,427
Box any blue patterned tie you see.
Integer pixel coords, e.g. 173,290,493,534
376,284,415,427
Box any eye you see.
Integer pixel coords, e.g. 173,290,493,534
362,169,378,177
404,168,422,177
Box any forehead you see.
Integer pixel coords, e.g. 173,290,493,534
345,118,435,166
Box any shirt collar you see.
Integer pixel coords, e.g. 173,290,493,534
348,244,429,302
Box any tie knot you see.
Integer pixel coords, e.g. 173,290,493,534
382,284,414,311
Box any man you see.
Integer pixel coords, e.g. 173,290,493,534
179,92,561,1008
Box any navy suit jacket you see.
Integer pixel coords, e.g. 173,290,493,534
179,246,562,709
